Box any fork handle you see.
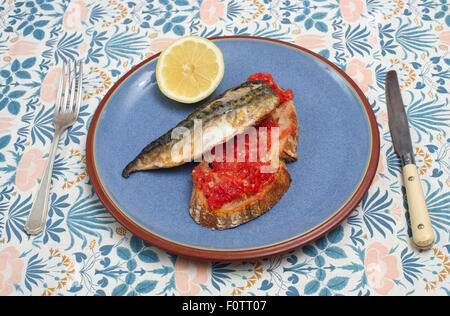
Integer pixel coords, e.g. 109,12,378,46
24,128,62,235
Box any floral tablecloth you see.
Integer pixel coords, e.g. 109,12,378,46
0,0,449,297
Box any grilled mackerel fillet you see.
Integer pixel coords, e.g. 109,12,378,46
122,81,279,178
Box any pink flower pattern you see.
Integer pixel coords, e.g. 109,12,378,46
174,257,209,296
8,40,40,56
0,246,25,296
15,147,46,192
149,38,177,53
63,0,89,31
0,117,14,134
40,66,62,103
200,0,225,26
365,242,400,295
440,31,450,46
339,0,365,23
345,59,374,93
294,34,327,50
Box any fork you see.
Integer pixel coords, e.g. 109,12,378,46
24,60,83,235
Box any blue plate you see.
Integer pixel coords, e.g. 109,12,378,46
86,37,379,260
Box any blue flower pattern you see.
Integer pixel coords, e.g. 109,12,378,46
0,0,448,296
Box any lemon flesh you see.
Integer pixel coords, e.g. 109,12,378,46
156,36,225,104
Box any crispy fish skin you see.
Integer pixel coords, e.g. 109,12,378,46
122,81,279,178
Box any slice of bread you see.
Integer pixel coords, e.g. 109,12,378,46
189,101,299,230
270,100,299,163
190,160,291,230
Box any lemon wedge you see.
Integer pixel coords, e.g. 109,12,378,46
156,36,225,104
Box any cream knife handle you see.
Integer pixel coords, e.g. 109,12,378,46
402,164,435,250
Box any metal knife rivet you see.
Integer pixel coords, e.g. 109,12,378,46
408,176,415,182
418,224,424,230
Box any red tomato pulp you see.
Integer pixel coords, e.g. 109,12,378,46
191,73,294,209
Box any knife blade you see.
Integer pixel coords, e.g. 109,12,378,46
385,70,434,250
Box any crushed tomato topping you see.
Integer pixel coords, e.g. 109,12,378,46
247,72,294,104
191,73,294,210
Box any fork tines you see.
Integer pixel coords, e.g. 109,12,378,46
55,60,83,117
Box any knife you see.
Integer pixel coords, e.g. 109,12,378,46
385,70,435,250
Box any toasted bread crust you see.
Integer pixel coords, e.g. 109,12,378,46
189,161,291,230
276,100,299,163
280,133,299,162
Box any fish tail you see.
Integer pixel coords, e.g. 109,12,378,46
122,159,139,178
122,139,161,178
122,164,133,178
